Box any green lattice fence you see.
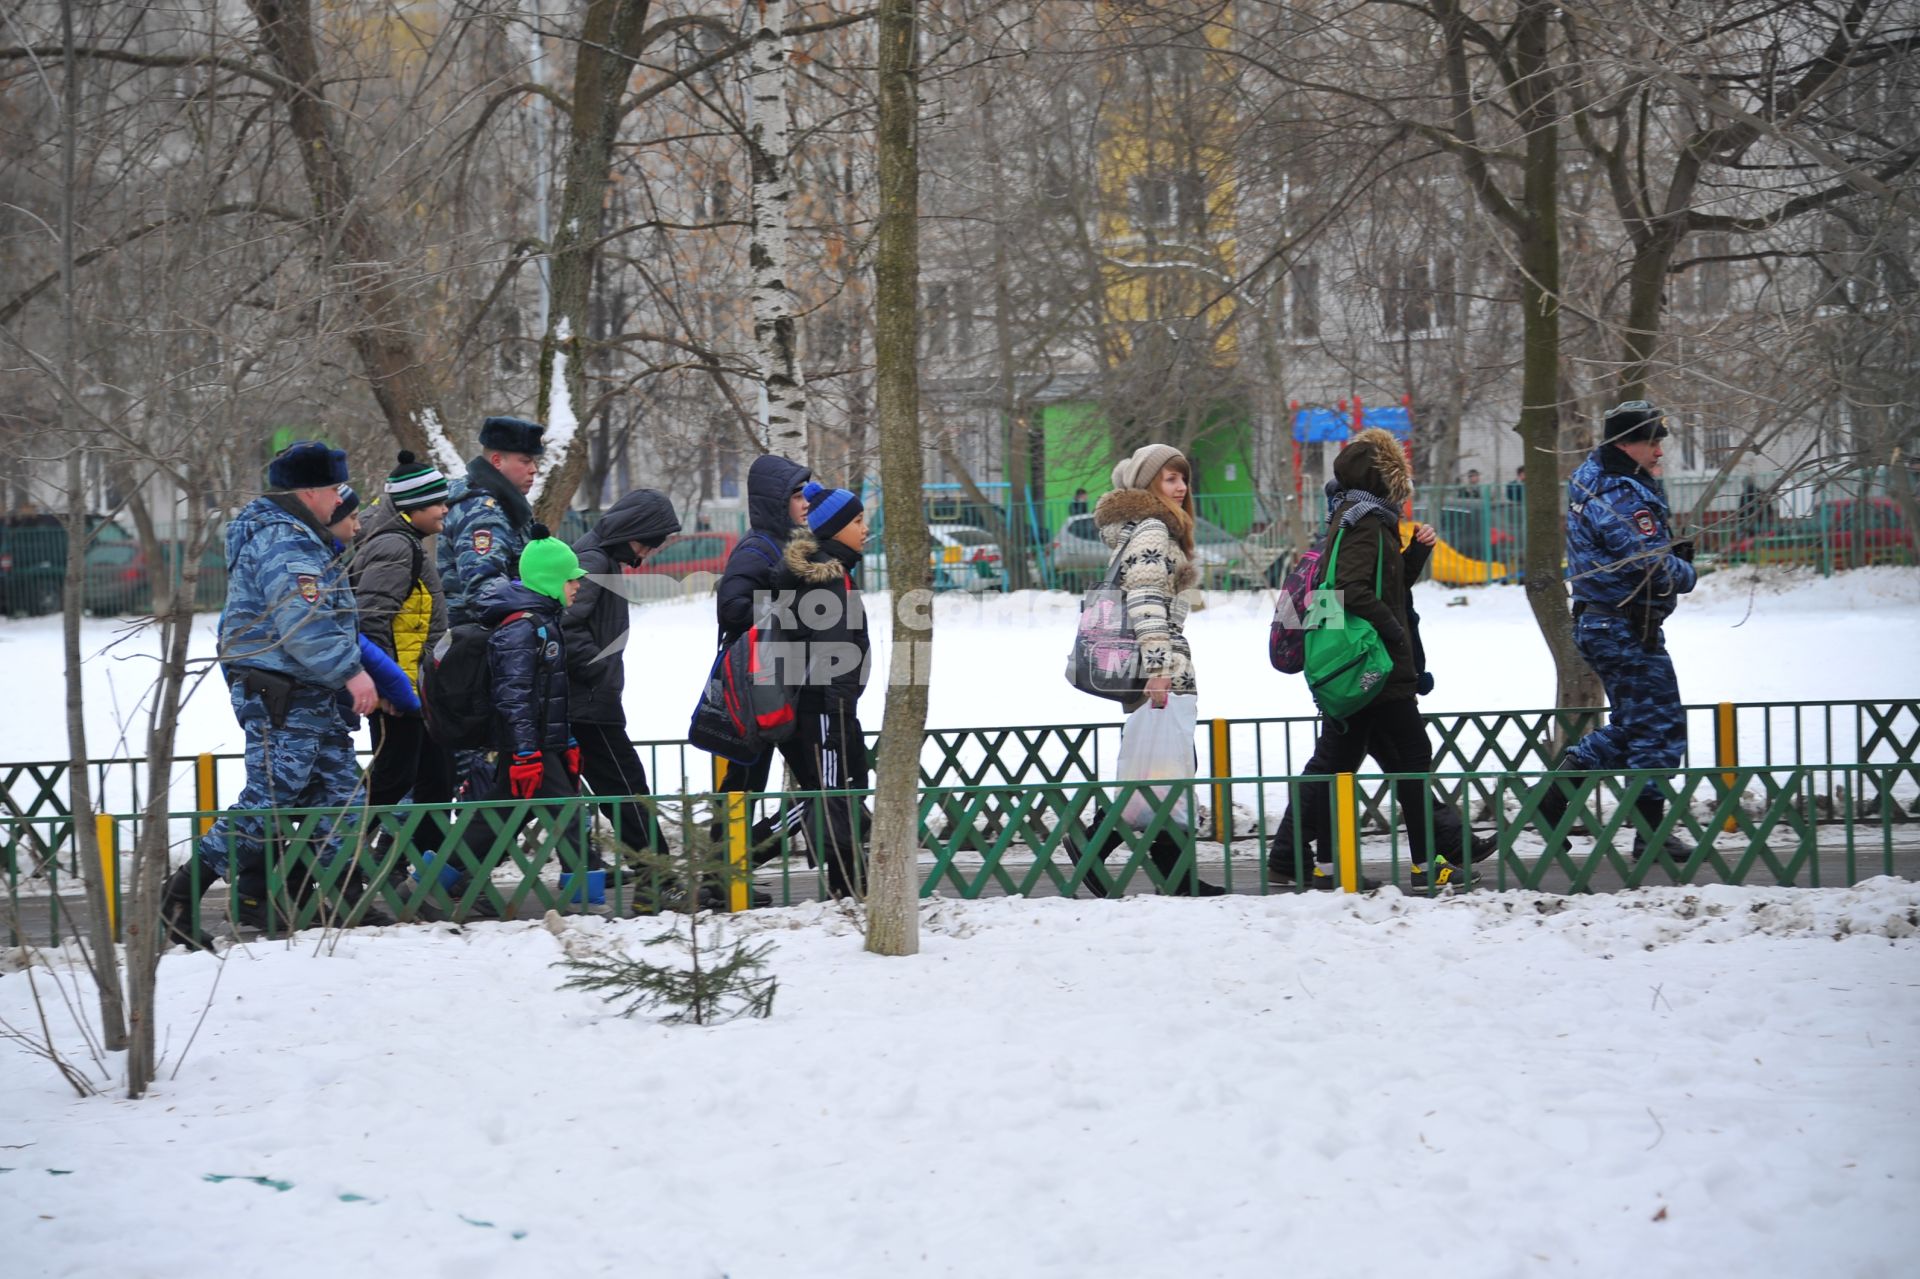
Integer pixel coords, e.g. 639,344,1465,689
7,764,1914,948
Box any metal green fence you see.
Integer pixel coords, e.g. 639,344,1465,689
6,763,1917,948
7,701,1916,871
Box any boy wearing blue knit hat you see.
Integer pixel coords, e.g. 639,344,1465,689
762,481,871,898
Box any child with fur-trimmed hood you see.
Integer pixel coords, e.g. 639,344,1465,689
763,481,871,898
1268,427,1495,890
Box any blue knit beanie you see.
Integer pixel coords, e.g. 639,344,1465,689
803,481,863,540
327,483,360,526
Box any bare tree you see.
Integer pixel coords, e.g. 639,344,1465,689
866,0,923,958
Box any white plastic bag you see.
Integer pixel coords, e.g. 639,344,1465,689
1116,693,1199,830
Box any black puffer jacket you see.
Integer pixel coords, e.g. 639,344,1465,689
717,455,811,643
775,530,868,715
475,578,572,756
562,488,681,724
1327,429,1429,706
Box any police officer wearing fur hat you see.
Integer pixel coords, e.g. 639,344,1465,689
439,415,545,625
1533,400,1700,862
161,441,380,947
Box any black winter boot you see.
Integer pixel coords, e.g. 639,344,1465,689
1631,792,1697,864
160,863,216,950
1529,759,1579,855
333,867,395,927
1150,832,1226,897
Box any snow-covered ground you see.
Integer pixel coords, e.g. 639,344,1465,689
4,882,1917,1277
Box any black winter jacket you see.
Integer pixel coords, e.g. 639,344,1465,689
1326,430,1429,706
561,488,681,724
716,455,811,643
774,531,868,716
475,578,572,757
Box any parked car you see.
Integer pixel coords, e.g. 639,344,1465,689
0,515,67,616
1722,497,1914,568
1047,512,1278,592
631,531,741,580
79,523,229,615
927,523,1005,592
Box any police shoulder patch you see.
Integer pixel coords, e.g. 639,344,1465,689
472,528,495,555
295,574,320,603
1632,509,1657,536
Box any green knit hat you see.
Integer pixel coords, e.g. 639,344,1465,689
518,523,586,602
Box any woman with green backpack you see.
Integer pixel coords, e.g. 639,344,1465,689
1270,428,1494,890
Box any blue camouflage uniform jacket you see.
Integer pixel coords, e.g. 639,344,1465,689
1566,446,1698,620
219,495,362,688
438,457,536,623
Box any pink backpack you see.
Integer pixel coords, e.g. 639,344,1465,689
1268,538,1328,674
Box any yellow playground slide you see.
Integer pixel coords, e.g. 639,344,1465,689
1400,520,1509,585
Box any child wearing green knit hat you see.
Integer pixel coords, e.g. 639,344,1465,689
443,522,597,911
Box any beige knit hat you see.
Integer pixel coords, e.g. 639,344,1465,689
1110,442,1187,493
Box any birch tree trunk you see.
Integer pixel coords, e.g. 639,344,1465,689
747,0,809,463
865,0,923,958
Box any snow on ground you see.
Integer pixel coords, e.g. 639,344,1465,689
5,565,1918,770
3,882,1917,1277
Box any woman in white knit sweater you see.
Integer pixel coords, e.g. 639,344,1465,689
1069,443,1224,897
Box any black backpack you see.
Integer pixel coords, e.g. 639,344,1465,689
687,620,799,763
421,611,527,750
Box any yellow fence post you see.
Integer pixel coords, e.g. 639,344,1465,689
95,814,118,940
711,754,726,791
195,752,216,837
1209,719,1231,844
1335,772,1360,893
1716,702,1739,833
726,791,749,913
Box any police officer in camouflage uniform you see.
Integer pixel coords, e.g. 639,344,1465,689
1533,401,1699,860
439,416,544,624
160,442,380,946
437,416,545,795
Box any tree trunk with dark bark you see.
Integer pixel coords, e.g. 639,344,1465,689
866,0,923,958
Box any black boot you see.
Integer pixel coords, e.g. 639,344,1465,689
1266,806,1318,885
333,867,396,927
1150,832,1225,897
1529,765,1577,855
1060,823,1121,898
160,863,216,950
1631,793,1697,864
1308,863,1380,891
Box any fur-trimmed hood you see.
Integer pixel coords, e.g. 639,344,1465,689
1093,487,1198,592
1093,487,1192,543
1332,427,1412,505
783,529,858,584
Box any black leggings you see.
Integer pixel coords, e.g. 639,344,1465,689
1271,698,1463,870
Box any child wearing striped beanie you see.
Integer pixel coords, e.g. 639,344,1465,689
385,451,452,511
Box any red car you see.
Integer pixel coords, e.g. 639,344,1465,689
631,531,742,578
1723,497,1914,567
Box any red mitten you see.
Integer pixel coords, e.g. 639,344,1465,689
564,743,581,776
509,752,544,799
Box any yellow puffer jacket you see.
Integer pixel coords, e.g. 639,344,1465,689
348,499,448,702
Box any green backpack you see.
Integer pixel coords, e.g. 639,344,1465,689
1303,522,1394,723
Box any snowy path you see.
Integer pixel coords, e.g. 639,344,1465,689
3,882,1917,1277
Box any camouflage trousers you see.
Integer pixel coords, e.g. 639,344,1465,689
1565,611,1686,799
196,681,366,899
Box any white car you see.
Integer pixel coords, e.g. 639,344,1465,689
927,523,1005,591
